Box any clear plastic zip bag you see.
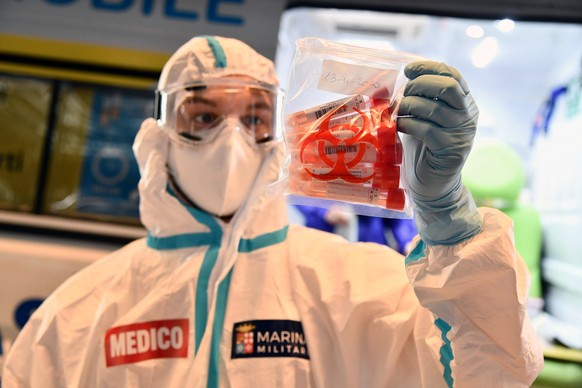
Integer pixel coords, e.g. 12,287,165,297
276,37,426,218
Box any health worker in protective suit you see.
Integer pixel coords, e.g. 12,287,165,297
3,36,543,387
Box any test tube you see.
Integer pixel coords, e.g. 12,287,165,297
291,137,402,166
286,94,389,130
285,95,406,210
289,179,406,211
289,162,401,188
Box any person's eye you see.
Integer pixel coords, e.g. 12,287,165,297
242,115,263,127
194,113,219,125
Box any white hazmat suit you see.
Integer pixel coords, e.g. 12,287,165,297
3,36,543,388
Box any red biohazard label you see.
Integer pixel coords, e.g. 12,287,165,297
104,319,189,367
299,106,385,183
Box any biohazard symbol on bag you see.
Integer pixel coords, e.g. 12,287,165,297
299,107,381,183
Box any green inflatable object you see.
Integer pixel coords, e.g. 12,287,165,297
462,139,525,203
534,359,582,388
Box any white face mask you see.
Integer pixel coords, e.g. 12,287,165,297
168,118,267,217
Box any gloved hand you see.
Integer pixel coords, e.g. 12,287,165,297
397,61,482,245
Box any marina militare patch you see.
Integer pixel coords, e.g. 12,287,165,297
231,319,309,360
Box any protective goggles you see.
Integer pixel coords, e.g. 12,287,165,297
155,79,281,146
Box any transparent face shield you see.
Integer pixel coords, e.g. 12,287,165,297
155,79,281,147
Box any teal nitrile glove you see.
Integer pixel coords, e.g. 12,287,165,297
397,61,482,246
